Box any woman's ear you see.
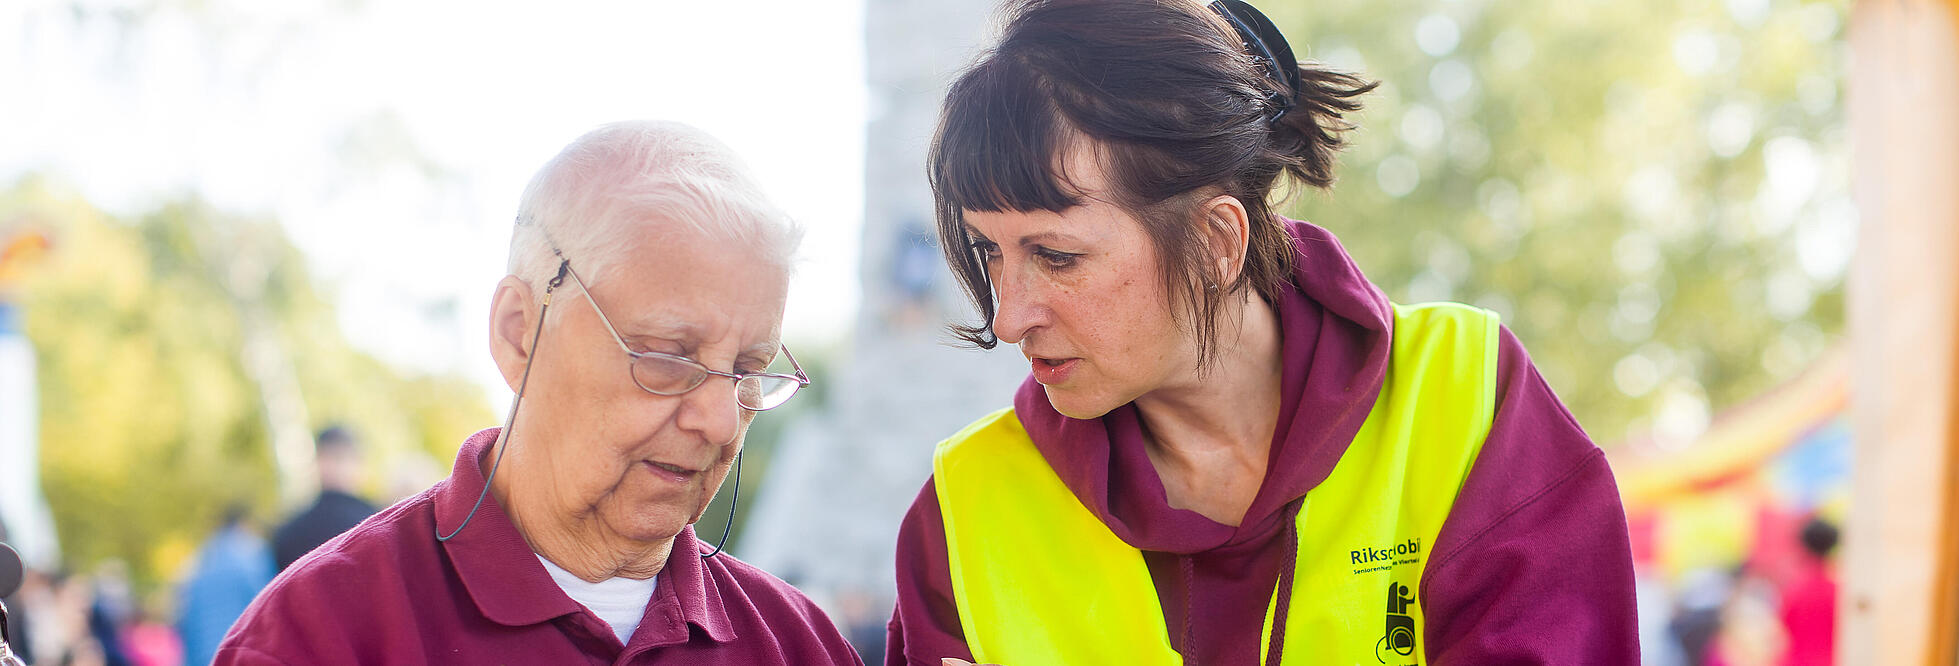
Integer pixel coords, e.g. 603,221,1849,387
488,275,539,392
1201,194,1253,289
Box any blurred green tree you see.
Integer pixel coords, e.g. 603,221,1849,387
4,176,492,590
1275,0,1849,446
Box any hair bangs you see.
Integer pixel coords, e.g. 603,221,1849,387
930,57,1083,216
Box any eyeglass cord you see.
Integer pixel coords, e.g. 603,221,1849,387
437,262,567,543
700,452,739,559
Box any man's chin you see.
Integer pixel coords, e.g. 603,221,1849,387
609,507,697,544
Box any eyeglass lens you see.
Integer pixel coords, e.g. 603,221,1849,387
628,355,801,411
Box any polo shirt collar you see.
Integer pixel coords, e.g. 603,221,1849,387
635,526,739,648
435,428,581,627
434,428,737,644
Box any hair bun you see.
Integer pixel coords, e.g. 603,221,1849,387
1208,0,1301,122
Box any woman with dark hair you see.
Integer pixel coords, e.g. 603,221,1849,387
887,1,1639,664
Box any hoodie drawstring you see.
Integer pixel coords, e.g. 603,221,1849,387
1263,498,1303,665
1176,497,1303,666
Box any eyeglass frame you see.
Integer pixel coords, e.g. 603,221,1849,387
553,251,811,412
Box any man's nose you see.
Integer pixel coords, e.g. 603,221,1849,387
674,375,744,446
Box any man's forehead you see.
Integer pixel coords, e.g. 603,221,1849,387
611,219,789,271
586,222,789,351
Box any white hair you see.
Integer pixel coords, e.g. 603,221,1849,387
507,120,802,291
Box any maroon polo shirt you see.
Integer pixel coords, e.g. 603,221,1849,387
886,220,1640,665
219,428,862,665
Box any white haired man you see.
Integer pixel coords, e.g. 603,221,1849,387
218,121,862,665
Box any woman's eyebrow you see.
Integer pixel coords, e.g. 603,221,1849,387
1017,230,1083,247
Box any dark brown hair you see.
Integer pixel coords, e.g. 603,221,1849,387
930,0,1375,362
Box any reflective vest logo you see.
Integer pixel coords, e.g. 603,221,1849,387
1351,538,1422,566
1379,581,1418,663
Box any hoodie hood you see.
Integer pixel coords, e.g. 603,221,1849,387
1012,218,1394,553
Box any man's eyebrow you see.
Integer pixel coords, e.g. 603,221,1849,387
617,312,697,341
743,340,782,360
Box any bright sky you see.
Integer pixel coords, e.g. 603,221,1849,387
0,0,868,401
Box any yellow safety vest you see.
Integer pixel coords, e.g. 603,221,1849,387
933,302,1500,666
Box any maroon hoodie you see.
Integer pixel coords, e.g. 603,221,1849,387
886,219,1639,665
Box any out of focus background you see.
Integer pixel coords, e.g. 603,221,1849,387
1,0,1954,664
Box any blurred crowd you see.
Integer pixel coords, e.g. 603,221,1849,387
1637,516,1839,666
4,555,183,666
1,424,901,666
5,510,1832,666
0,427,379,666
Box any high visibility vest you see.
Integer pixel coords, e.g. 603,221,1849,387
933,302,1499,666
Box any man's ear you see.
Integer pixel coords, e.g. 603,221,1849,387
488,275,539,392
1200,194,1252,289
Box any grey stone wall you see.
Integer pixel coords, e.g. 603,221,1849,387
735,0,1025,631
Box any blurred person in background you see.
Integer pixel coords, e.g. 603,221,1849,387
270,425,377,572
120,595,183,666
216,121,860,665
1777,518,1837,666
174,505,270,666
834,586,887,663
36,570,109,666
888,0,1638,664
1708,568,1783,666
1671,567,1735,666
85,560,132,666
1637,562,1688,666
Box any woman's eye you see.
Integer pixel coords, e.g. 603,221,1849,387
969,239,1001,259
1034,247,1080,268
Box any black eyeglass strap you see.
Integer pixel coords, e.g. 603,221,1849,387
436,259,566,542
701,451,741,559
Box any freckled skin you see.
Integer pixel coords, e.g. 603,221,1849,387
963,147,1289,529
964,153,1203,421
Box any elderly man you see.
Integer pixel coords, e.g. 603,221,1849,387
218,121,861,664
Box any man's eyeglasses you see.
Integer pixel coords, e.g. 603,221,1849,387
560,259,809,411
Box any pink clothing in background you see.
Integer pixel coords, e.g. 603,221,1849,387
1778,558,1836,666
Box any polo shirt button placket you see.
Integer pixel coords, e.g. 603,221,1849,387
560,616,610,657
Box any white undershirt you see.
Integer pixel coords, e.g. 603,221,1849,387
536,554,658,645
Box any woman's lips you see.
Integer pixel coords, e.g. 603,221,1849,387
642,460,698,484
1030,357,1080,385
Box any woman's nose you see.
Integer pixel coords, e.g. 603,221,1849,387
989,266,1047,345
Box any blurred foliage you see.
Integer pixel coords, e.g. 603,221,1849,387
1276,0,1849,445
3,175,492,591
